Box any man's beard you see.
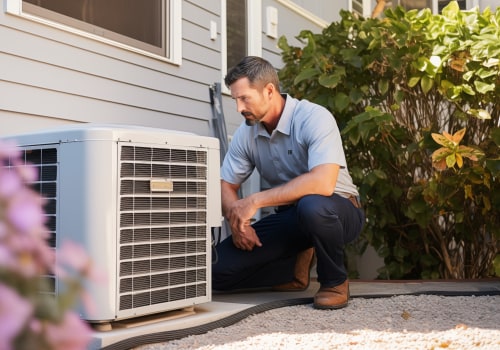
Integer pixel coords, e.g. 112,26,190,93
242,112,260,126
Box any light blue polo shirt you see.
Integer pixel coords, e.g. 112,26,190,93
221,94,359,197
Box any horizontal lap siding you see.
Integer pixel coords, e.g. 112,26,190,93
0,80,206,132
0,1,221,137
0,110,76,137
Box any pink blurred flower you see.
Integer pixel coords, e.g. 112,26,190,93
57,240,91,274
5,232,54,276
0,284,33,350
0,140,20,159
7,190,45,234
0,244,16,270
15,164,38,183
0,171,23,198
44,312,92,350
57,240,105,281
0,222,6,239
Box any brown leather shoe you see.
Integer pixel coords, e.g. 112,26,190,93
272,248,315,292
313,279,350,309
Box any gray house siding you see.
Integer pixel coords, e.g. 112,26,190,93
0,0,222,137
288,0,345,23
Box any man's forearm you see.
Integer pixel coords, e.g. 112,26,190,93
221,180,240,218
248,163,340,210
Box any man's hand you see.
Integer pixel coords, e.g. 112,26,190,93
231,224,262,251
225,197,262,250
226,196,257,234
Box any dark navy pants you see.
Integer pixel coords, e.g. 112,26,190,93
212,193,365,290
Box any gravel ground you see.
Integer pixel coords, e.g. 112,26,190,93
135,294,500,350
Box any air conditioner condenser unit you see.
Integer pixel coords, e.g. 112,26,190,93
1,124,221,324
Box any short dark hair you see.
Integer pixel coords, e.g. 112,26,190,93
224,56,280,92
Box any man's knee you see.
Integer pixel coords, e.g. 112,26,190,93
296,195,345,242
297,195,334,222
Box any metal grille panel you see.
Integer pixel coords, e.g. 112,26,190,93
5,147,58,295
118,145,209,311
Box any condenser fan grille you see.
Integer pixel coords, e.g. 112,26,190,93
118,145,209,311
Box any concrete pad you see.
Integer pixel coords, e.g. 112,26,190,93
91,302,252,349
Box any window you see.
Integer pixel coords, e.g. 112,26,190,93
223,0,261,78
6,0,181,62
226,0,247,71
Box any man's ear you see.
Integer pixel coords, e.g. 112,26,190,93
265,82,275,99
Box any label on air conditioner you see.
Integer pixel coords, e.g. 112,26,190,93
150,178,174,192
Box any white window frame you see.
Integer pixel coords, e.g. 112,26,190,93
350,0,374,17
247,0,262,58
221,0,262,94
5,0,182,64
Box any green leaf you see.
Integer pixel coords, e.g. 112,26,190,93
373,169,388,180
378,79,389,94
474,80,495,94
467,109,491,120
442,1,459,19
409,199,428,214
347,128,361,146
348,55,364,69
421,75,433,94
408,76,420,87
440,79,455,96
432,45,448,55
462,71,474,81
476,67,497,79
393,245,409,262
394,90,405,104
482,58,499,68
415,57,428,72
318,66,346,88
420,254,438,268
318,73,341,88
486,159,500,177
277,35,290,51
333,92,350,111
446,154,456,168
494,254,500,277
358,121,375,141
293,68,319,85
349,88,365,104
491,128,500,146
378,245,390,258
462,84,476,95
340,48,363,68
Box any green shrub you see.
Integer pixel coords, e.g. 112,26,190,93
278,1,499,279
